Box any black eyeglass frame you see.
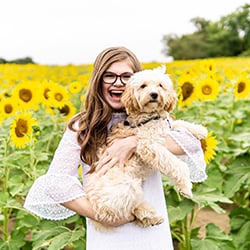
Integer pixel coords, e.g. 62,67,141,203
102,72,133,85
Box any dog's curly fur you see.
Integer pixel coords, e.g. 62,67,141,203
85,66,207,231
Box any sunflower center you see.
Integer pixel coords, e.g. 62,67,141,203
44,88,50,99
55,93,63,102
201,85,212,95
237,82,245,93
4,104,13,114
19,89,32,102
58,105,70,116
200,139,207,153
181,82,194,101
15,118,28,137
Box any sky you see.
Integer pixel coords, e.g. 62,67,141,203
0,0,248,65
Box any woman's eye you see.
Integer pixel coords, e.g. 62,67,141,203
123,75,131,78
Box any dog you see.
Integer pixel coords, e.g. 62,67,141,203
85,66,207,231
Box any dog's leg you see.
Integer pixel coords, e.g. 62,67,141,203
133,202,164,227
86,169,145,231
137,142,193,198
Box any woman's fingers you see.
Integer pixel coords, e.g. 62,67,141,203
96,157,118,176
95,153,111,172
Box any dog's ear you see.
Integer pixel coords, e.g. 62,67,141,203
121,84,140,115
165,88,177,112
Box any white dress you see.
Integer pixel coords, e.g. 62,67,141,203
24,113,207,250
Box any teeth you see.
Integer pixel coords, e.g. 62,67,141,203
110,91,123,94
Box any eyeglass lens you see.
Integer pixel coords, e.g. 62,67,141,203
102,72,133,85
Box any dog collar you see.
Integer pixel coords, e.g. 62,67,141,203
123,115,161,128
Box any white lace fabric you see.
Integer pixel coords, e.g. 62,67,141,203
24,113,207,220
169,127,207,182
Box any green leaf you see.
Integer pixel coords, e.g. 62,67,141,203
204,166,223,190
224,155,250,197
191,238,221,250
231,221,250,249
168,199,194,223
206,223,232,241
229,207,250,232
191,223,236,250
192,187,232,213
9,175,25,196
48,230,83,250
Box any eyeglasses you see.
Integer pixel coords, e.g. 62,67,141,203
102,72,133,85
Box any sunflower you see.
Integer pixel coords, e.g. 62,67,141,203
200,131,219,165
46,101,76,121
10,112,38,149
198,59,216,75
11,80,41,110
57,101,76,120
0,96,19,121
47,82,70,108
68,81,82,94
177,75,198,108
40,79,55,108
233,73,250,100
195,77,220,101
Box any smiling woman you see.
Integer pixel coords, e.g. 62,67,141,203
101,60,134,111
23,46,208,250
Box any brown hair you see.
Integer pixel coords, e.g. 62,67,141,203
68,46,142,165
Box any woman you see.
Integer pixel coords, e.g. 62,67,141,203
24,46,207,250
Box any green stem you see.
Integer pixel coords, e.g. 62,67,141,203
3,137,10,241
171,230,183,245
184,216,191,250
29,135,37,181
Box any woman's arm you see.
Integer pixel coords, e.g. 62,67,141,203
165,134,185,155
95,134,185,175
62,197,135,227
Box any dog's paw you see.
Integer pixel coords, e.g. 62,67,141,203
177,180,193,199
133,204,164,227
134,215,164,228
180,189,193,199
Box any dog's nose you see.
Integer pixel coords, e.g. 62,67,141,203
150,92,158,99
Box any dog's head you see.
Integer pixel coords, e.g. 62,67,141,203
121,66,177,115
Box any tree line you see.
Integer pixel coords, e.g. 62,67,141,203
0,57,35,64
161,4,250,60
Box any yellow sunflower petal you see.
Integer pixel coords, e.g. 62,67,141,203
201,131,219,164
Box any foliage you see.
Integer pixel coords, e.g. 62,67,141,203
0,57,35,64
162,4,250,59
0,58,250,249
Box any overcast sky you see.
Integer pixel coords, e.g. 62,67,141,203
0,0,248,65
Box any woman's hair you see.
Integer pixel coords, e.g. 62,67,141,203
68,46,142,165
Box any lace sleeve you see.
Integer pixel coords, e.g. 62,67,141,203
168,127,207,182
24,126,85,220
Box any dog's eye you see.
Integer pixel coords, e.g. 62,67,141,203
159,84,163,88
140,84,146,88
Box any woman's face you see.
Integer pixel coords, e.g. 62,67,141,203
102,60,134,111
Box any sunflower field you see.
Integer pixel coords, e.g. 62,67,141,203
0,57,249,250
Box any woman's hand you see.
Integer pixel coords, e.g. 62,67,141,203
95,136,137,176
